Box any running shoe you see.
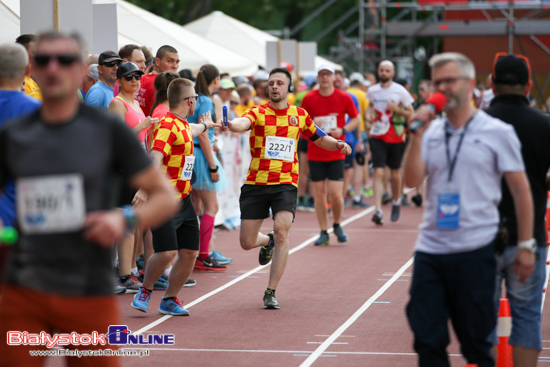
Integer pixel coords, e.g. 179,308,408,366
297,197,308,212
118,276,142,294
136,254,144,270
131,287,151,313
263,289,280,309
352,199,370,208
333,225,348,243
259,231,275,265
372,210,384,225
114,283,126,294
212,249,232,265
401,195,412,207
184,279,197,287
314,231,330,246
391,205,401,222
382,191,392,205
158,297,190,316
194,256,227,271
306,197,315,212
412,194,423,207
137,273,167,290
361,188,374,198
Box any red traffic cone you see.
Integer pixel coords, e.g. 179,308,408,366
496,298,514,367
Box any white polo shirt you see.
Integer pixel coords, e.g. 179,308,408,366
416,110,524,254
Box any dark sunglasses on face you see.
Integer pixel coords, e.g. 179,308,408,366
123,74,141,82
419,87,428,91
102,61,120,68
230,101,239,105
34,54,81,67
183,95,199,101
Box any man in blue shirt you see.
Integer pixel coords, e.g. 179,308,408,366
84,50,121,109
0,43,42,227
0,42,41,288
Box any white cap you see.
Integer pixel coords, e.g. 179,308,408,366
87,64,99,80
344,78,350,89
349,72,364,84
363,80,372,87
317,64,335,74
253,70,269,81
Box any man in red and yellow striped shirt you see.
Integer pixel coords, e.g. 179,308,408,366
221,68,352,309
131,78,221,316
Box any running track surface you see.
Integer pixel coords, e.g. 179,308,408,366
43,200,550,367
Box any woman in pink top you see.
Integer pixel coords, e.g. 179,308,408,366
150,71,181,120
109,62,158,144
108,62,159,293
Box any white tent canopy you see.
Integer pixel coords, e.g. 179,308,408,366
0,0,259,76
184,11,343,75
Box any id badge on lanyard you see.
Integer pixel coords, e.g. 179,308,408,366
436,115,474,230
437,183,460,229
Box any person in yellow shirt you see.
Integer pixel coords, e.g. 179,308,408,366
235,84,255,117
347,72,373,199
16,34,42,101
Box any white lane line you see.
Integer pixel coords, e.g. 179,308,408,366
299,257,415,367
134,205,378,335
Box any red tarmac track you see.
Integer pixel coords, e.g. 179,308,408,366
43,199,550,367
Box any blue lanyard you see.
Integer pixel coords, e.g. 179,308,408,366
444,113,475,183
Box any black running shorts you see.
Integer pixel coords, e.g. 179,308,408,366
308,160,345,182
368,137,407,170
240,184,297,221
151,196,199,252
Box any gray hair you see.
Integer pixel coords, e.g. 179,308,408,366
0,43,28,81
429,52,475,79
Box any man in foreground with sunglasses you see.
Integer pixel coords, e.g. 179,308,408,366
485,54,550,367
404,52,534,367
84,50,122,110
0,31,179,366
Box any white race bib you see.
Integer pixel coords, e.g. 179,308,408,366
17,174,86,234
370,120,390,136
264,136,295,162
180,156,195,181
314,116,337,134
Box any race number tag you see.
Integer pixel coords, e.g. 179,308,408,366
180,156,195,181
370,121,390,136
314,116,337,134
436,192,460,230
17,174,86,234
264,136,295,162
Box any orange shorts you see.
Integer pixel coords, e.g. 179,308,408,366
0,284,120,367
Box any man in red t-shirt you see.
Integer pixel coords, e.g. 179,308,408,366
136,45,180,116
301,64,360,246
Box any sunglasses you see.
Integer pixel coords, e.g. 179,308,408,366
102,61,120,68
432,77,470,89
123,74,141,81
419,87,429,92
34,54,81,67
183,95,199,101
230,101,239,105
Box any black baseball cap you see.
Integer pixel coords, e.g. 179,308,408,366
117,62,144,79
98,50,122,65
492,53,531,85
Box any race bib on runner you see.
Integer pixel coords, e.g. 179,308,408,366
264,136,295,162
16,174,86,234
314,116,337,134
370,120,390,136
180,156,195,181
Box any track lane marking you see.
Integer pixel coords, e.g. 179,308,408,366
299,257,415,367
134,205,379,335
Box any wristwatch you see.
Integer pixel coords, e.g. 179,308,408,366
518,238,537,253
121,205,138,232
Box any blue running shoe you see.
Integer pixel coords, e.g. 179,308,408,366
212,249,232,265
314,231,330,246
131,288,151,313
137,274,167,290
333,225,348,243
158,297,190,316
